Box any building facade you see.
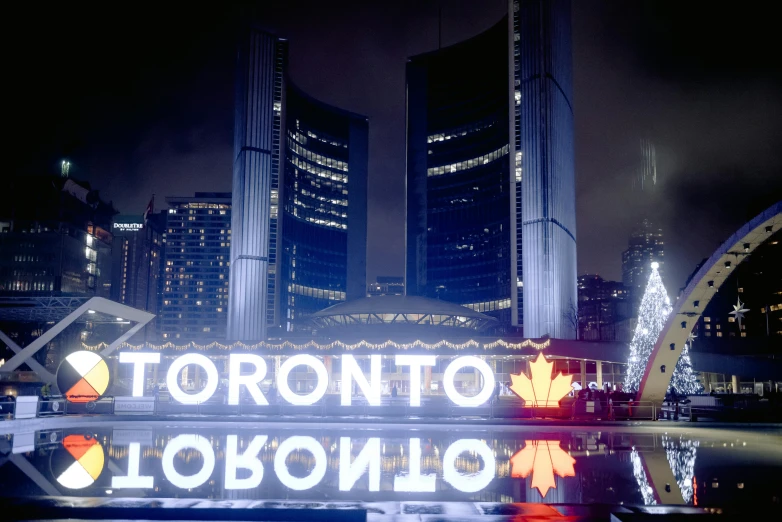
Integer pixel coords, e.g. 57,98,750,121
0,176,114,297
577,274,631,342
229,26,368,339
228,27,288,342
406,18,513,325
406,0,577,337
621,219,665,310
514,0,577,339
279,84,368,333
158,193,232,341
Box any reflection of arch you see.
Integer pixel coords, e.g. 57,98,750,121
638,201,782,406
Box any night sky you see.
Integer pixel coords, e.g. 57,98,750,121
8,1,781,294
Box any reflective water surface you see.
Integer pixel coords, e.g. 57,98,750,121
1,423,780,510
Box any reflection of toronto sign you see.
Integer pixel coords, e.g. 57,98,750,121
111,435,492,493
96,433,572,497
116,352,571,408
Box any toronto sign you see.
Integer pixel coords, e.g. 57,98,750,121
112,351,571,408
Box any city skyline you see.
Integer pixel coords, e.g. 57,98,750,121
7,0,782,294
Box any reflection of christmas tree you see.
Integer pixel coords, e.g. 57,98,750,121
626,262,671,393
668,338,703,396
662,435,698,504
630,447,656,505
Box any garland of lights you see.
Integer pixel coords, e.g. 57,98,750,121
625,262,671,393
82,338,551,352
631,447,657,505
662,435,698,504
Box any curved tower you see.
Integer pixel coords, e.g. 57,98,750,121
280,84,368,331
405,18,513,325
516,0,577,339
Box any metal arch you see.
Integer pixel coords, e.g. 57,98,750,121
637,201,782,407
0,297,155,382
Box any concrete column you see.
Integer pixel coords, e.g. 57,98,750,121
194,364,201,390
580,360,587,389
152,362,159,387
731,375,740,394
112,357,120,383
596,360,603,390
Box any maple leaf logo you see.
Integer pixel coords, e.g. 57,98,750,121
510,440,576,498
509,352,573,407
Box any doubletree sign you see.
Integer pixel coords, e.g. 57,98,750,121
113,223,143,232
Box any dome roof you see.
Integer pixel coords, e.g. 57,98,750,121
309,295,497,332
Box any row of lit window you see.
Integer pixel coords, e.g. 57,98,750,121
287,135,348,172
4,280,54,291
426,120,496,144
302,128,347,149
288,155,348,184
291,208,348,230
427,144,509,177
462,298,512,313
287,283,346,302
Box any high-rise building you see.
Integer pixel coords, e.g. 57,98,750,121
0,176,115,297
280,84,368,332
514,0,577,339
228,28,288,342
405,17,512,325
110,210,163,340
577,274,631,341
621,219,664,310
229,26,368,339
405,0,576,337
159,193,231,341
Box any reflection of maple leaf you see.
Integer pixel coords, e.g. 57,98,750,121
510,440,576,498
509,353,572,407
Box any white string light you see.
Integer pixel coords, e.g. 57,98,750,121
82,338,551,353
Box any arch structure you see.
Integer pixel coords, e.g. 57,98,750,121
638,201,782,407
0,297,154,384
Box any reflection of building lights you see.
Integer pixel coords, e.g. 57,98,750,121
225,435,267,489
162,435,215,489
509,353,572,407
510,440,575,498
442,439,496,493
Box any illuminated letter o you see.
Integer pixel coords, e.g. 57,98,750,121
443,356,495,407
274,436,327,491
442,438,496,492
162,434,215,489
167,353,218,405
277,354,328,406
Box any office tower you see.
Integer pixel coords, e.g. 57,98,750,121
0,176,114,296
228,27,287,342
405,0,577,336
159,193,231,341
110,211,162,311
577,274,631,341
280,85,368,332
514,0,577,339
229,25,369,338
621,219,664,311
406,18,512,324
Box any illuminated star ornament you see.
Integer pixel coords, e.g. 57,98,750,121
509,352,572,407
729,298,749,330
686,332,697,347
510,440,576,498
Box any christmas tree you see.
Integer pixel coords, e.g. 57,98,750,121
625,262,671,393
668,337,703,396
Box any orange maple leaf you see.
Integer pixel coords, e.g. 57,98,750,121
509,352,572,407
510,440,576,498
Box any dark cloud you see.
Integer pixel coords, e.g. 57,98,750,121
7,0,781,294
